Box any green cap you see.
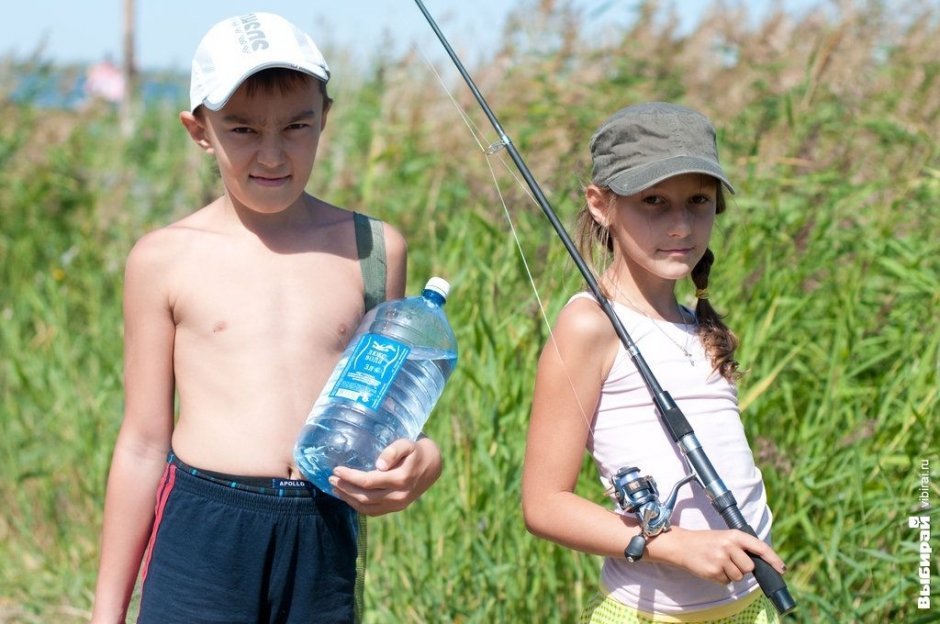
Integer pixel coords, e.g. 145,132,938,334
590,102,735,196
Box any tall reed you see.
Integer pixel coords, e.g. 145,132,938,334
1,1,937,622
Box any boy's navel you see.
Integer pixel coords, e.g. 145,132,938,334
212,320,227,333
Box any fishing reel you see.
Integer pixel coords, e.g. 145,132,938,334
611,466,697,562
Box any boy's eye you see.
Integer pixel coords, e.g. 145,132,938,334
286,123,310,131
231,126,255,134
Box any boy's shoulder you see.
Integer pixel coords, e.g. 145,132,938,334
298,197,407,259
126,196,405,266
126,202,221,265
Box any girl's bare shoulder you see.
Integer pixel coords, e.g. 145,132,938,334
556,294,617,344
541,294,620,375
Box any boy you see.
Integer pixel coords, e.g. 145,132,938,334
91,13,443,624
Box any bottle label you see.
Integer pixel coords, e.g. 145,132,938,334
329,333,411,411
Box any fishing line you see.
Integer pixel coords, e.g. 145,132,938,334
415,44,598,441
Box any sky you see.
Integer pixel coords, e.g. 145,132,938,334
4,0,821,74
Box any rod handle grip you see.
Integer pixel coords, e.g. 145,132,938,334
749,551,797,615
719,503,796,615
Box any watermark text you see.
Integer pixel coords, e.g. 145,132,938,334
909,458,932,610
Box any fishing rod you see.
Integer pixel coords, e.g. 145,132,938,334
413,0,796,616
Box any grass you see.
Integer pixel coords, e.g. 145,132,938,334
1,1,939,622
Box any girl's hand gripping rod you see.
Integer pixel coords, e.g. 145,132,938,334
413,0,795,615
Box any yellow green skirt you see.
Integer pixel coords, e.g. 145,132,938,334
580,589,780,624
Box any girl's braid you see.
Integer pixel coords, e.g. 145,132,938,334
691,248,740,381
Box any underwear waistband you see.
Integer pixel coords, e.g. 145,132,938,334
168,451,321,499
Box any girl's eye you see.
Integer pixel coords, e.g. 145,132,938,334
642,195,665,206
690,194,712,205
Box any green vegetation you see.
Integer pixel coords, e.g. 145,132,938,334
1,2,937,622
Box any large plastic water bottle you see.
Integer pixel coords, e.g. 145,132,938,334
294,277,458,496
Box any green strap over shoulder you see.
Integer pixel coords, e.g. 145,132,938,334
354,212,387,313
351,212,387,623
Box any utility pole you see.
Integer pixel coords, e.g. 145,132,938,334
120,0,137,136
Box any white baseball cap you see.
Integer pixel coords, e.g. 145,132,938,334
189,12,330,112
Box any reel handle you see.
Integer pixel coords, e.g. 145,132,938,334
624,534,647,563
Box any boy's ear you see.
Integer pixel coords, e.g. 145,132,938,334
179,111,213,153
320,100,331,131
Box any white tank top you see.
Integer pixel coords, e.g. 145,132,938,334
571,293,773,615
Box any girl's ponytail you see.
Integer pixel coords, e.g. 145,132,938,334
691,248,740,382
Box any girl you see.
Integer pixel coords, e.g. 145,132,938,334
521,102,787,623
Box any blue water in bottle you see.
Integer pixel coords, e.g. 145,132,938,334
294,277,458,496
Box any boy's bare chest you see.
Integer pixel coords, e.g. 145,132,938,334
172,249,365,353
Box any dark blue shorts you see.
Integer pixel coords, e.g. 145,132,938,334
137,453,359,624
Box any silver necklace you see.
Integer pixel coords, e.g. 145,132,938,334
606,281,697,366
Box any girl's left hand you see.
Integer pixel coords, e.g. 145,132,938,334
329,435,443,516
